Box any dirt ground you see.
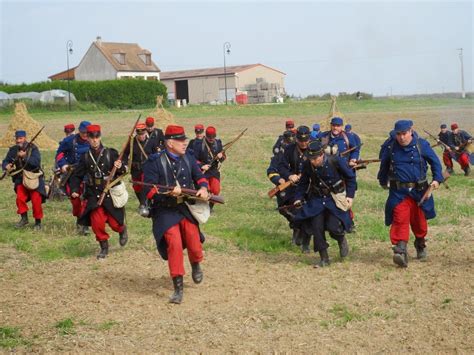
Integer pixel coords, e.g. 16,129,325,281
1,224,473,353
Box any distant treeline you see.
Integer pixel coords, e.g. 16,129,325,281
0,79,168,109
296,92,374,101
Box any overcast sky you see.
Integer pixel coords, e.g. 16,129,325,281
1,0,472,96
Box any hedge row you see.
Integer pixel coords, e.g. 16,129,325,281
0,79,168,109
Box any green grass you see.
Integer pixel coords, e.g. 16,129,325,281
54,318,75,336
0,326,30,349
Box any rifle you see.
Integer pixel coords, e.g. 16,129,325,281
59,164,78,187
268,180,293,198
277,200,304,211
340,143,363,157
98,114,141,206
131,180,225,205
0,126,45,180
207,128,248,169
353,158,381,170
424,129,451,151
418,171,450,206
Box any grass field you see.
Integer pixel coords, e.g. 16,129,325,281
0,98,473,352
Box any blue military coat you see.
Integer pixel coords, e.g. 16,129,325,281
55,134,90,168
193,138,224,179
377,132,443,226
142,150,209,260
294,155,356,231
320,131,359,161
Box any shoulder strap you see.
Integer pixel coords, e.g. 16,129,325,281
159,153,171,186
341,131,350,148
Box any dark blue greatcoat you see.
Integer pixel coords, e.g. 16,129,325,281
193,138,224,180
294,156,357,231
320,131,359,161
55,134,90,169
277,142,308,203
142,150,209,260
377,133,443,226
123,136,159,179
70,146,126,226
272,134,285,155
2,144,47,199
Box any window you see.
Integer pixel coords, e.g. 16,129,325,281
138,53,152,65
113,53,126,65
147,76,157,81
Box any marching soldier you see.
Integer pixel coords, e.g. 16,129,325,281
378,120,443,268
64,124,75,138
186,124,205,155
70,124,129,259
437,124,455,174
193,126,225,199
55,120,91,234
145,116,165,152
345,124,362,148
310,123,322,140
2,130,47,230
450,122,472,176
142,125,209,304
273,119,295,155
320,117,360,166
123,123,159,215
293,140,356,267
277,125,312,251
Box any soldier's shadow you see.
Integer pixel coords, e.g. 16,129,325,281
97,270,171,296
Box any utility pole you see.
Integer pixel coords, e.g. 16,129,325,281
457,48,465,99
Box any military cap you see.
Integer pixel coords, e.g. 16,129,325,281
307,140,325,158
78,121,91,132
296,125,310,142
15,130,26,138
440,124,447,129
394,119,413,133
330,117,344,126
165,125,187,140
451,122,459,130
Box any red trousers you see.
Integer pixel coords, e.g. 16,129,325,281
164,218,203,278
90,206,124,242
16,184,43,219
457,152,470,169
67,183,84,217
442,151,453,168
390,197,427,245
443,151,469,169
132,173,144,192
208,176,221,195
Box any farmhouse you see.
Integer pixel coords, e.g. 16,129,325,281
49,37,161,81
160,64,286,104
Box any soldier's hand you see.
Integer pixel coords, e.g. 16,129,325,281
278,178,286,185
289,174,300,183
5,163,13,171
431,181,440,190
348,159,357,167
346,197,353,208
202,164,210,172
217,152,224,159
293,200,302,207
196,187,209,200
71,192,80,199
114,160,122,169
170,185,182,196
17,150,26,158
61,164,69,173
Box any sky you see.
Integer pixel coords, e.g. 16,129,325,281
0,0,472,96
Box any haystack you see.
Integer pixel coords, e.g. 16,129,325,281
320,96,346,131
154,95,175,129
0,102,57,150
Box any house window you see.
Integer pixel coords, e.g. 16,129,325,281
138,53,152,65
147,76,157,81
113,53,126,65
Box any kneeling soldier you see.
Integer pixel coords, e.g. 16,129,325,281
143,125,209,304
293,140,356,267
378,120,443,267
70,124,129,259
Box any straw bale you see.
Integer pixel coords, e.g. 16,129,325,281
154,95,175,129
0,102,57,150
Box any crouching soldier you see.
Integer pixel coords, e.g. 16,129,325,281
2,130,47,230
70,124,129,259
378,120,443,267
143,125,209,304
293,140,356,267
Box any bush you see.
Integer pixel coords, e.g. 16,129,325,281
0,79,168,109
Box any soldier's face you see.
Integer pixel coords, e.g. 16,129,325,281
88,136,101,149
206,136,216,144
195,131,204,139
395,129,413,146
441,128,447,133
331,124,343,136
452,128,459,134
79,131,88,140
15,137,26,145
167,139,188,155
297,140,309,150
146,125,154,133
137,132,147,142
310,154,324,167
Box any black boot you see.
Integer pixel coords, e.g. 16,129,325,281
33,219,42,231
169,276,184,304
392,241,408,267
119,225,128,247
316,249,330,267
446,166,454,174
337,235,349,258
15,213,29,228
463,166,471,176
292,229,302,246
414,238,427,261
97,240,109,259
191,262,203,284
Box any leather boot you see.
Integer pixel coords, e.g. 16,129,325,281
15,213,29,228
414,238,427,261
169,276,184,304
97,240,109,259
316,249,330,267
292,229,302,246
33,219,42,231
337,235,349,258
392,241,408,267
191,262,203,284
446,166,454,174
463,166,471,176
119,225,128,247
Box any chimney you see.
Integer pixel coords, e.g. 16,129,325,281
96,36,102,46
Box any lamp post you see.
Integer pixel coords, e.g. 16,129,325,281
223,42,231,105
457,48,465,99
66,40,73,111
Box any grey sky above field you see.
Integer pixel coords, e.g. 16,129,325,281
1,0,472,96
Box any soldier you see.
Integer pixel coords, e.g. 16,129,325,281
145,116,165,152
378,120,443,268
70,124,128,259
344,124,361,148
293,140,355,267
55,120,91,234
193,126,225,199
450,122,472,176
320,117,360,166
310,123,322,140
437,124,455,174
123,123,159,215
186,124,205,155
273,119,295,155
277,125,312,251
142,125,209,304
64,124,75,138
2,130,47,230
